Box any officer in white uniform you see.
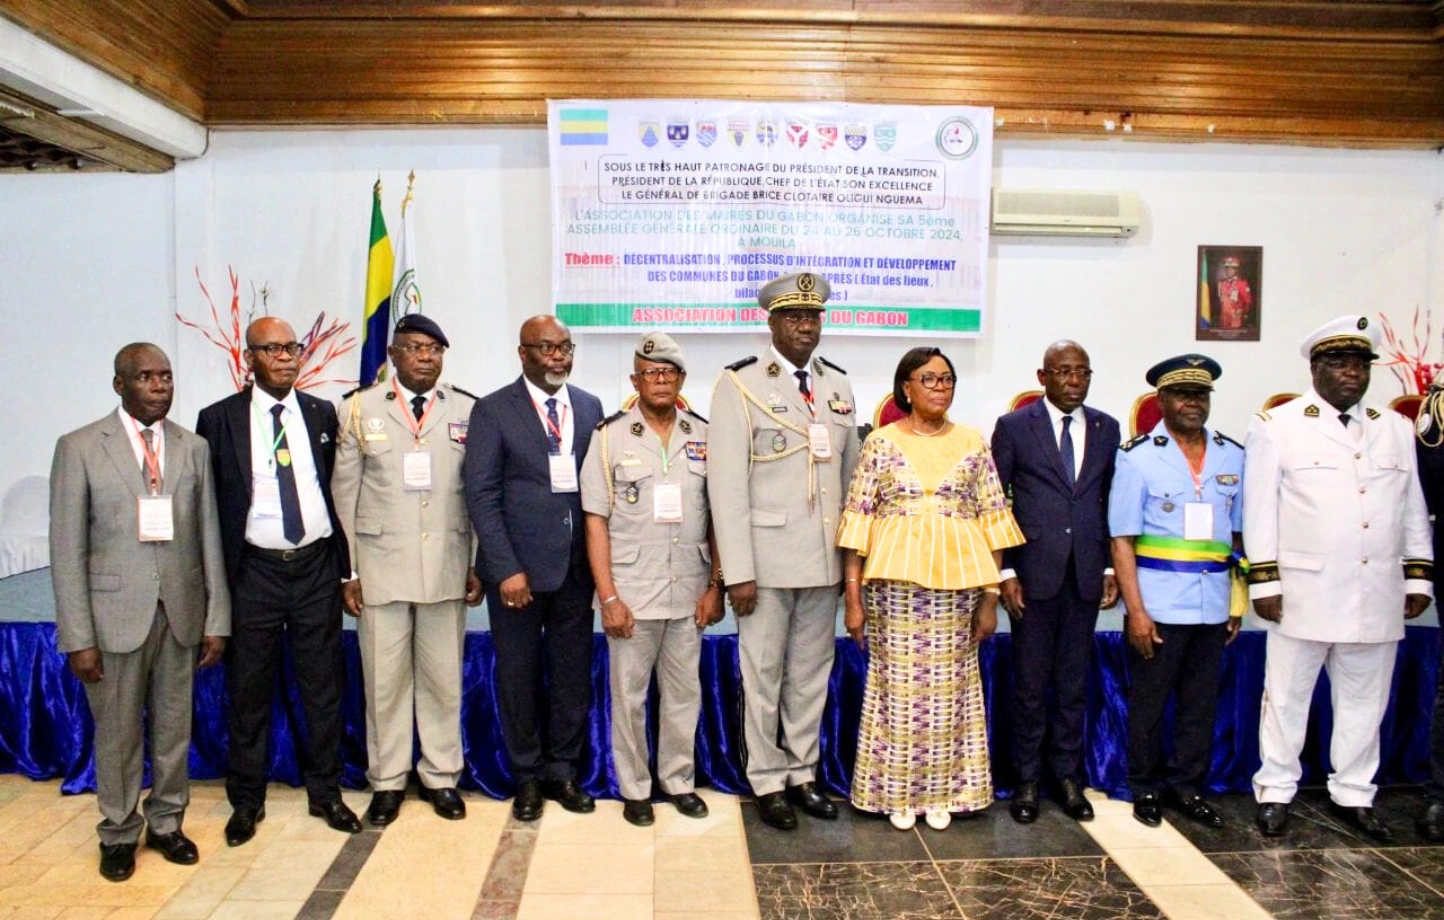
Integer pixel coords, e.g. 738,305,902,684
1244,315,1433,840
580,332,723,827
708,271,861,830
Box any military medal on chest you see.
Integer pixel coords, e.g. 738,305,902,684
772,433,787,453
624,485,640,504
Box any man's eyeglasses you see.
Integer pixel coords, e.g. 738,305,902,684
251,343,303,358
911,373,957,390
522,342,577,356
1042,367,1094,380
776,311,824,328
1317,355,1371,372
394,343,447,357
636,367,682,383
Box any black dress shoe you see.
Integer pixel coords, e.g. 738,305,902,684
144,829,199,865
1256,801,1289,837
1163,789,1225,829
309,799,363,834
542,779,596,814
755,791,798,830
1418,802,1444,842
1060,778,1094,821
1328,802,1393,842
513,780,543,822
1009,781,1039,824
1133,791,1163,827
623,798,655,827
98,842,136,882
786,782,838,819
418,786,466,820
669,792,709,819
367,790,404,826
225,806,265,847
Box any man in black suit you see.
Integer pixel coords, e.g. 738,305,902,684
196,317,362,846
991,340,1120,824
464,315,604,821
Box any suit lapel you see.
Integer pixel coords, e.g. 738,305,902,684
101,413,144,499
159,420,189,495
508,378,554,456
1027,401,1069,490
228,389,253,480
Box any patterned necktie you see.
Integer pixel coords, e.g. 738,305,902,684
139,428,161,494
271,404,305,545
411,395,427,423
545,397,561,455
795,369,812,402
1059,415,1077,489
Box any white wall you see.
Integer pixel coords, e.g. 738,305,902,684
1,129,1441,575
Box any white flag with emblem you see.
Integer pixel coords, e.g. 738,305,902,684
391,171,421,321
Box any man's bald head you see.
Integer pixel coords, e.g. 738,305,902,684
517,315,574,394
245,317,301,399
112,343,173,425
1037,339,1094,414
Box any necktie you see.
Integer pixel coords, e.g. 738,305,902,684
411,395,427,423
545,397,561,455
271,404,305,545
139,428,161,494
1339,412,1350,428
795,369,812,402
1059,415,1076,489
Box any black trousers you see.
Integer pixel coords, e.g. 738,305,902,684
1428,638,1444,804
225,541,345,810
1126,620,1227,798
1010,566,1100,785
488,568,594,784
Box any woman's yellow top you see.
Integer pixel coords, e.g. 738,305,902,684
837,422,1025,590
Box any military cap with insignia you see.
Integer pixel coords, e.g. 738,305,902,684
1146,354,1222,391
393,312,449,348
636,330,686,372
1300,314,1379,361
758,272,831,312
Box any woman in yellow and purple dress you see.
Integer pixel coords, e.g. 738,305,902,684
839,347,1024,831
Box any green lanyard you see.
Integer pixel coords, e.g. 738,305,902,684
251,401,290,467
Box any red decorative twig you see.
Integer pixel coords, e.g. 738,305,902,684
1377,306,1441,395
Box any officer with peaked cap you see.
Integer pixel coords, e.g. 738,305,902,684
580,331,722,827
1109,354,1242,830
332,313,482,825
707,272,861,829
1244,315,1432,840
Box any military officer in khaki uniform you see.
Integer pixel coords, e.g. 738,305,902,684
333,314,483,826
580,332,723,827
708,272,862,830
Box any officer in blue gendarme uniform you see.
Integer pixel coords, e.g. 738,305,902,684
1108,354,1244,831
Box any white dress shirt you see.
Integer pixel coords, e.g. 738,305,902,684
117,407,165,489
1043,398,1086,481
245,386,334,548
524,377,574,456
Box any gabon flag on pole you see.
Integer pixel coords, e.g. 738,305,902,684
360,178,395,386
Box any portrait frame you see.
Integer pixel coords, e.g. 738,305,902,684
1196,245,1262,342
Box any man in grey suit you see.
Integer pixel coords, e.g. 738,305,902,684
333,314,483,825
49,343,230,882
708,272,861,830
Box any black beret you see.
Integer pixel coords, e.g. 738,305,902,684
393,313,448,348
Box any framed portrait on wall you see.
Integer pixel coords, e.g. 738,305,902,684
1196,245,1261,342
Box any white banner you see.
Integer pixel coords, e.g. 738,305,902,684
548,99,993,336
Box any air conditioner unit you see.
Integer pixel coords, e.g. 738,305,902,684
991,189,1142,238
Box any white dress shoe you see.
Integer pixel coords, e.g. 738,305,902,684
925,809,952,830
888,812,917,830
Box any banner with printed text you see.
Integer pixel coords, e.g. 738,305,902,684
548,100,993,336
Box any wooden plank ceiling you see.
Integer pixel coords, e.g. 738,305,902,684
1,0,1442,148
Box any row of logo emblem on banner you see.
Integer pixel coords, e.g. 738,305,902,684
640,119,898,151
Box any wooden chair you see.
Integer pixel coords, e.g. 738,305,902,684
1009,389,1044,412
1130,392,1163,438
1390,393,1424,421
1260,392,1299,412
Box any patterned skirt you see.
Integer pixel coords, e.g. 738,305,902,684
849,580,992,815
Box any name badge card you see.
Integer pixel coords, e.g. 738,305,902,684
808,423,833,460
252,477,283,519
549,454,579,493
1183,502,1215,542
403,451,433,491
138,495,174,542
653,483,684,523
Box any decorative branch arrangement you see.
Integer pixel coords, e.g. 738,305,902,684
1378,307,1441,395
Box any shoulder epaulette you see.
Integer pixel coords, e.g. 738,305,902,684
446,384,478,400
816,356,848,374
596,409,627,430
1366,407,1381,420
683,407,709,424
1212,431,1244,449
1255,409,1271,422
1121,434,1148,452
1303,404,1320,418
340,381,381,401
725,356,758,372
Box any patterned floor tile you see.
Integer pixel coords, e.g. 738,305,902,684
752,862,962,920
935,855,1164,920
1211,847,1444,919
741,803,929,865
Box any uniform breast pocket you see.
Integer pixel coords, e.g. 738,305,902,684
364,440,395,460
1291,455,1339,474
687,460,707,508
1373,455,1406,476
612,464,651,512
754,427,787,455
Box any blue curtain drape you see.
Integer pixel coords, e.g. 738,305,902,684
0,624,1436,801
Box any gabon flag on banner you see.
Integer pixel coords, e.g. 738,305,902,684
360,178,395,386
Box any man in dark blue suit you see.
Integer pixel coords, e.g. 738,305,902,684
991,340,1120,825
464,315,604,821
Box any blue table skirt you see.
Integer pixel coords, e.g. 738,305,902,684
0,624,1437,800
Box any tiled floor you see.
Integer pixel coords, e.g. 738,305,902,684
4,774,1444,920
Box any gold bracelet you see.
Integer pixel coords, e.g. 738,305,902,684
982,587,1001,596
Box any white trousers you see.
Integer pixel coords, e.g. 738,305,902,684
1253,630,1397,808
607,616,702,801
358,598,467,791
